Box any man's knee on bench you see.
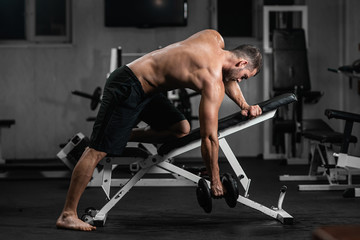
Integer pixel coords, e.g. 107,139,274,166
169,119,191,139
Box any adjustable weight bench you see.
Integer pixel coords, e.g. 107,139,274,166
79,93,297,227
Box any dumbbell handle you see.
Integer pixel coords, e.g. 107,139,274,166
72,90,95,100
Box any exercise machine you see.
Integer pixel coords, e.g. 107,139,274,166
72,93,297,227
271,28,323,164
327,109,360,197
279,118,358,187
328,58,360,91
280,59,360,190
282,109,360,192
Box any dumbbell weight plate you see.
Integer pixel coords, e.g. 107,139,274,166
196,178,212,213
222,173,239,208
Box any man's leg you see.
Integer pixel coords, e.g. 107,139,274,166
133,93,191,143
129,119,190,143
56,147,106,231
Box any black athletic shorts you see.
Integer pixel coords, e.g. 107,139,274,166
89,65,186,155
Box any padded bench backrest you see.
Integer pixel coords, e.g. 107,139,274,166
272,29,311,92
158,93,297,156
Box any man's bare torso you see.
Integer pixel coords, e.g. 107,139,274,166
127,29,225,94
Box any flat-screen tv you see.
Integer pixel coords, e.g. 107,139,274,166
105,0,188,28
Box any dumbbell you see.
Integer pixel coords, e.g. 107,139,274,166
196,173,239,213
72,86,102,110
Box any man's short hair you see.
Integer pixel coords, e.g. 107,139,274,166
231,44,263,75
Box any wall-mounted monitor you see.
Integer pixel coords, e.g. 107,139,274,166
105,0,188,28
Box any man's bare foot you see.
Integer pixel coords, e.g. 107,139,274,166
56,212,96,231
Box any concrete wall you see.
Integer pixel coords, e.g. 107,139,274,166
0,0,359,160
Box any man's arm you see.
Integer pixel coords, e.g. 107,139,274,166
224,80,262,118
199,83,225,197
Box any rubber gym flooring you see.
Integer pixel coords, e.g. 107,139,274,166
1,157,359,240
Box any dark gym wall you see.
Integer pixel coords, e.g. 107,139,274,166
0,0,359,159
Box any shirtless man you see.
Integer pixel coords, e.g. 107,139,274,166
56,29,262,231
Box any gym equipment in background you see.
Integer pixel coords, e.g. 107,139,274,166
72,87,102,111
327,109,360,197
328,59,360,94
281,109,360,192
280,114,358,191
271,28,323,163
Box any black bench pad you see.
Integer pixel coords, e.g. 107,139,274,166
325,109,360,123
303,130,357,144
302,109,360,144
158,93,297,156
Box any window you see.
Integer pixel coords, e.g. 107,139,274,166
0,0,71,43
0,0,25,40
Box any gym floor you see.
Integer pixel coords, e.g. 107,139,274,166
1,158,359,240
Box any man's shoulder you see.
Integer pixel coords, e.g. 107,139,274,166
197,29,222,39
189,29,223,42
199,29,220,35
202,29,224,49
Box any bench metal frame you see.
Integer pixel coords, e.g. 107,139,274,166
84,110,293,226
